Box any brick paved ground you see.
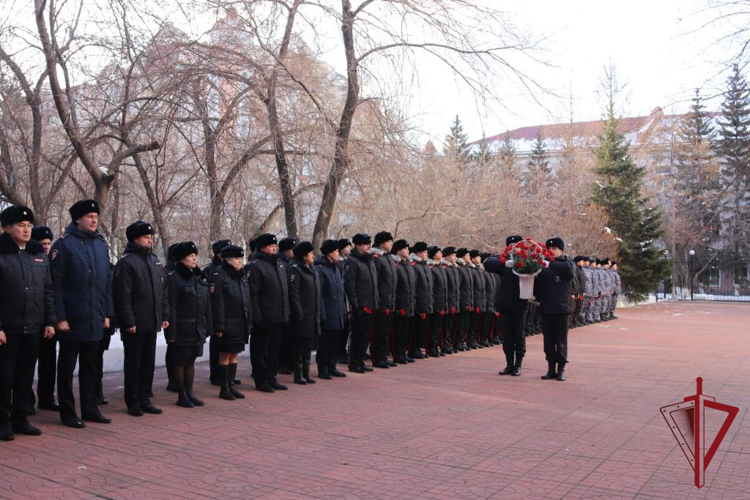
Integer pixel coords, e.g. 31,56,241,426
1,301,748,499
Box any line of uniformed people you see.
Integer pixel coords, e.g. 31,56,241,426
0,200,621,441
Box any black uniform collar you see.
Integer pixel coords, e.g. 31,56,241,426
211,255,222,267
221,260,243,278
175,261,201,279
292,256,311,270
252,249,278,265
124,241,152,257
0,232,44,255
351,248,372,262
315,255,337,268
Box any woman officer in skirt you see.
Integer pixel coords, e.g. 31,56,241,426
165,241,212,408
209,245,252,400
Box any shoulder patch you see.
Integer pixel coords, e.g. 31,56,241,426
210,282,216,293
290,273,297,282
51,249,59,260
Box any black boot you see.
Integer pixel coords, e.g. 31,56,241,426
228,364,245,398
176,390,194,408
557,363,566,381
294,363,307,385
185,385,204,407
303,361,315,384
0,420,14,441
541,362,557,380
219,365,235,400
318,365,332,380
512,356,523,376
498,355,514,375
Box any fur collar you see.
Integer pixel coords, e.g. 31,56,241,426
0,232,44,255
370,247,386,257
409,253,424,263
175,261,203,280
456,257,466,266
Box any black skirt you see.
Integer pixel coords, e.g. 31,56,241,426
168,344,204,359
218,340,247,354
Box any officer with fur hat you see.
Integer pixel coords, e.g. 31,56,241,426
484,235,529,376
534,237,576,381
30,226,57,412
277,237,298,375
166,242,212,407
343,234,379,373
391,239,416,363
409,241,433,359
113,221,169,416
467,250,484,349
315,240,347,379
204,238,232,386
370,231,397,368
0,206,55,440
455,248,474,351
287,241,323,385
428,246,448,357
440,247,460,354
51,199,113,427
479,253,497,347
246,233,290,392
336,238,353,363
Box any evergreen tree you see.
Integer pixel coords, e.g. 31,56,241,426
498,131,518,176
716,64,750,272
473,134,494,169
592,96,670,301
443,115,471,169
524,129,551,194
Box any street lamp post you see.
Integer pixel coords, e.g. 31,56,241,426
689,249,696,301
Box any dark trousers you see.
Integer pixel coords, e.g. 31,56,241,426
542,313,570,367
279,324,294,372
457,310,471,346
317,329,343,371
442,313,455,351
94,331,112,400
348,313,373,369
293,342,312,367
35,337,57,405
209,335,220,382
491,314,501,341
410,315,429,356
467,312,479,347
57,339,99,420
499,310,527,365
250,323,283,383
427,313,443,355
0,332,40,424
371,312,393,364
480,312,494,344
393,315,412,361
122,331,157,408
338,314,351,360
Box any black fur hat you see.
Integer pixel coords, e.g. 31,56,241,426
255,233,278,249
125,221,155,242
392,239,409,254
352,233,372,245
278,237,297,252
410,241,428,253
545,237,565,251
221,245,244,259
32,225,54,242
69,199,100,221
212,239,232,256
0,205,34,227
374,231,394,247
173,241,199,261
321,239,339,255
292,241,314,259
506,235,523,246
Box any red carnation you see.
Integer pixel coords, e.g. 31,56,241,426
516,261,523,267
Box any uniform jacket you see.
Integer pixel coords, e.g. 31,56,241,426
246,250,290,326
315,256,346,331
370,247,397,312
393,254,416,317
533,256,577,314
210,261,252,344
287,257,324,338
410,254,434,315
457,259,474,311
468,263,484,311
483,257,529,312
480,266,495,313
429,259,448,314
0,233,55,335
441,261,460,314
113,242,169,333
166,262,212,346
50,223,112,341
343,248,379,313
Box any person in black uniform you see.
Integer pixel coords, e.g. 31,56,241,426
440,247,459,354
0,206,55,440
166,242,212,407
390,239,415,364
467,250,484,349
246,233,290,393
370,231,397,369
484,235,528,376
164,243,179,392
428,246,448,357
409,241,432,359
336,238,352,363
30,225,58,412
51,200,113,428
315,240,347,379
94,263,115,407
343,234,378,373
455,248,473,351
572,256,587,328
204,239,232,386
534,237,576,381
209,244,251,400
287,241,323,385
113,221,169,416
478,253,495,348
277,237,297,375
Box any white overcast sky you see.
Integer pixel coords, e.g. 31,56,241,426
407,0,742,146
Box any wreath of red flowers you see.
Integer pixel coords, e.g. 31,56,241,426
499,237,554,275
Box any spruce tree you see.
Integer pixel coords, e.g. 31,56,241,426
524,129,551,193
443,115,471,169
716,64,750,271
498,131,518,176
592,97,670,301
473,135,494,169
